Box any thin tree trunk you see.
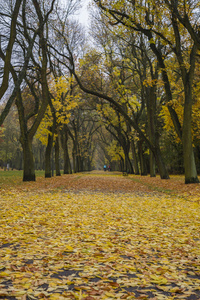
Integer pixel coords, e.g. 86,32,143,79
138,141,147,176
63,144,72,174
124,148,134,174
61,126,72,174
45,131,54,178
131,140,139,174
146,86,156,177
72,147,76,173
55,136,61,176
149,151,156,177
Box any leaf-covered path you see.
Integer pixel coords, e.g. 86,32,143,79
0,172,200,299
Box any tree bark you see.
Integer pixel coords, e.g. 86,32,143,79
138,140,147,176
123,145,134,174
61,126,72,174
72,146,77,173
45,131,54,178
22,136,35,181
154,139,169,179
146,86,156,177
55,136,61,176
11,1,55,181
131,140,139,174
64,144,72,174
172,15,199,183
182,80,199,183
0,0,23,101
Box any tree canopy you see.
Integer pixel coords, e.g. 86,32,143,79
0,0,200,183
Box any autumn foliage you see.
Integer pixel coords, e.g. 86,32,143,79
0,171,200,299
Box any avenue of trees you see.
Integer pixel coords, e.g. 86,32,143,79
0,0,200,183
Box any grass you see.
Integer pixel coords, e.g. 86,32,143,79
0,170,45,188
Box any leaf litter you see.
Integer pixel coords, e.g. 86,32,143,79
0,172,200,299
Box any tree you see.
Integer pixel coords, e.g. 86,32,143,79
93,0,199,183
0,0,23,101
15,0,56,181
97,100,134,173
60,12,169,179
0,0,41,126
36,75,80,176
164,0,200,50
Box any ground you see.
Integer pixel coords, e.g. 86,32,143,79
0,171,200,300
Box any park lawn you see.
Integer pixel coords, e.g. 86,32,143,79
0,172,200,299
0,170,45,189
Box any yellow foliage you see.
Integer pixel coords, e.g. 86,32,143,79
36,76,80,145
107,140,124,161
160,95,200,144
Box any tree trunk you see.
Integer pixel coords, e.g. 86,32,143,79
131,140,139,174
39,145,45,170
154,139,169,179
15,148,23,170
72,147,76,173
149,151,156,177
146,86,156,177
80,157,84,172
45,131,54,178
63,144,72,174
55,136,61,176
138,141,147,176
119,156,124,172
87,156,91,171
61,126,72,174
22,137,35,181
146,85,169,179
182,82,199,183
76,153,81,172
123,147,134,174
73,139,81,173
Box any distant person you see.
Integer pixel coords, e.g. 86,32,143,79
7,163,9,171
108,165,111,171
104,164,107,171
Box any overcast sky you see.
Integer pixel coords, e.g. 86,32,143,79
76,0,91,25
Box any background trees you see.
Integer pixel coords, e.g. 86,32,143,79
0,0,199,183
91,0,200,183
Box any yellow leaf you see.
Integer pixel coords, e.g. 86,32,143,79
150,275,168,285
65,245,74,252
0,271,10,277
170,287,182,293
